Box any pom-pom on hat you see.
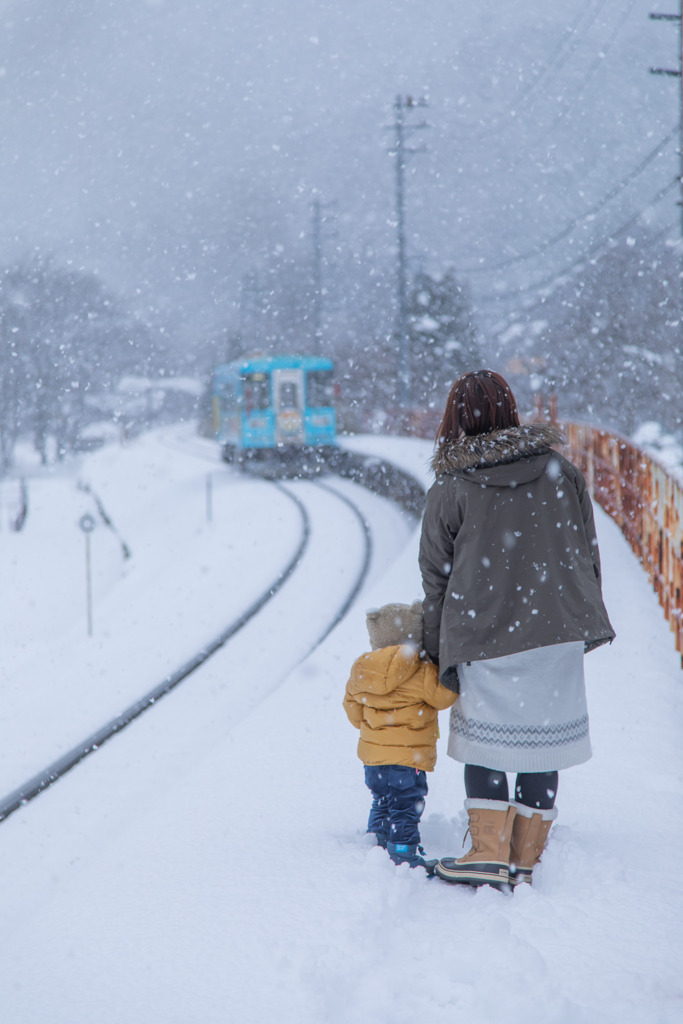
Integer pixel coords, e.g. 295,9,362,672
365,600,424,651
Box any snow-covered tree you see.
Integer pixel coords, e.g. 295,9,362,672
0,255,154,469
407,268,481,413
493,230,683,439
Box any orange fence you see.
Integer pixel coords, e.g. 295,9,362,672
563,422,683,665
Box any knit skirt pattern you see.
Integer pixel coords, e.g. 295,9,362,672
447,641,592,773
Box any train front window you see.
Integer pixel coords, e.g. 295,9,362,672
307,370,334,407
242,373,270,412
278,381,298,410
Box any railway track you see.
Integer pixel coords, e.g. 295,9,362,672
0,474,380,824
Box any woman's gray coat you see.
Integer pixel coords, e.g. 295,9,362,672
419,424,615,684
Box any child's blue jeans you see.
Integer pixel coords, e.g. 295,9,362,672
364,764,428,846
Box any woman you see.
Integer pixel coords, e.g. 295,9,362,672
419,369,614,889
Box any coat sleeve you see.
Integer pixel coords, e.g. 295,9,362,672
421,665,458,710
571,463,602,583
343,657,364,729
418,479,459,666
343,688,363,729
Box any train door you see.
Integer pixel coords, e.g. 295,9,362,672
272,367,304,444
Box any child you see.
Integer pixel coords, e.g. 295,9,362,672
343,600,457,871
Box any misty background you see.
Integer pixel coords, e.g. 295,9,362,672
0,0,681,465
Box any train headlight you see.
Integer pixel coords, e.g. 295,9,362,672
278,411,301,433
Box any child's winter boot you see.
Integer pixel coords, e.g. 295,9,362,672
367,798,389,849
508,802,558,886
435,799,516,890
387,841,437,875
367,829,389,849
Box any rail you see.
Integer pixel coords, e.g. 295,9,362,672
563,422,683,665
0,466,394,824
0,483,311,824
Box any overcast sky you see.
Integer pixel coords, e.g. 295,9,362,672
0,0,677,344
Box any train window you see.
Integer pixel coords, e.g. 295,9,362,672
242,373,270,412
278,381,298,410
307,370,334,407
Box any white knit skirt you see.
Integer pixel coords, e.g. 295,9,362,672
447,641,592,773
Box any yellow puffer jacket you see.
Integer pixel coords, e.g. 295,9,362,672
343,644,457,770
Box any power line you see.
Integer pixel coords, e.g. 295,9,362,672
523,0,611,105
476,0,644,204
649,4,683,236
479,177,680,310
490,215,680,334
448,0,613,144
443,3,674,289
461,127,678,275
527,0,641,150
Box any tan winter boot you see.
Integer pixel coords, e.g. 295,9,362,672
508,802,558,886
435,799,517,890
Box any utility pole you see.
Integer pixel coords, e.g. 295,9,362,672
310,197,336,354
650,4,683,237
650,5,683,414
388,95,429,407
312,198,323,352
238,271,261,352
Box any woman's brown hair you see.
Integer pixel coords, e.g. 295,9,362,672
436,369,520,443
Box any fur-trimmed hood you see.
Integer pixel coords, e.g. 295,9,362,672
432,423,564,478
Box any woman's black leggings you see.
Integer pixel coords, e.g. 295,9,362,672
464,764,558,810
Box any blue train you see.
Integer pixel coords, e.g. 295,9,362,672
212,354,337,469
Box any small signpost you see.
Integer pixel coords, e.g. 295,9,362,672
79,513,97,637
206,473,213,524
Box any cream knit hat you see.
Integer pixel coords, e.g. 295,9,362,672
365,600,424,651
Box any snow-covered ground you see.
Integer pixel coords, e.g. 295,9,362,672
0,426,681,1024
